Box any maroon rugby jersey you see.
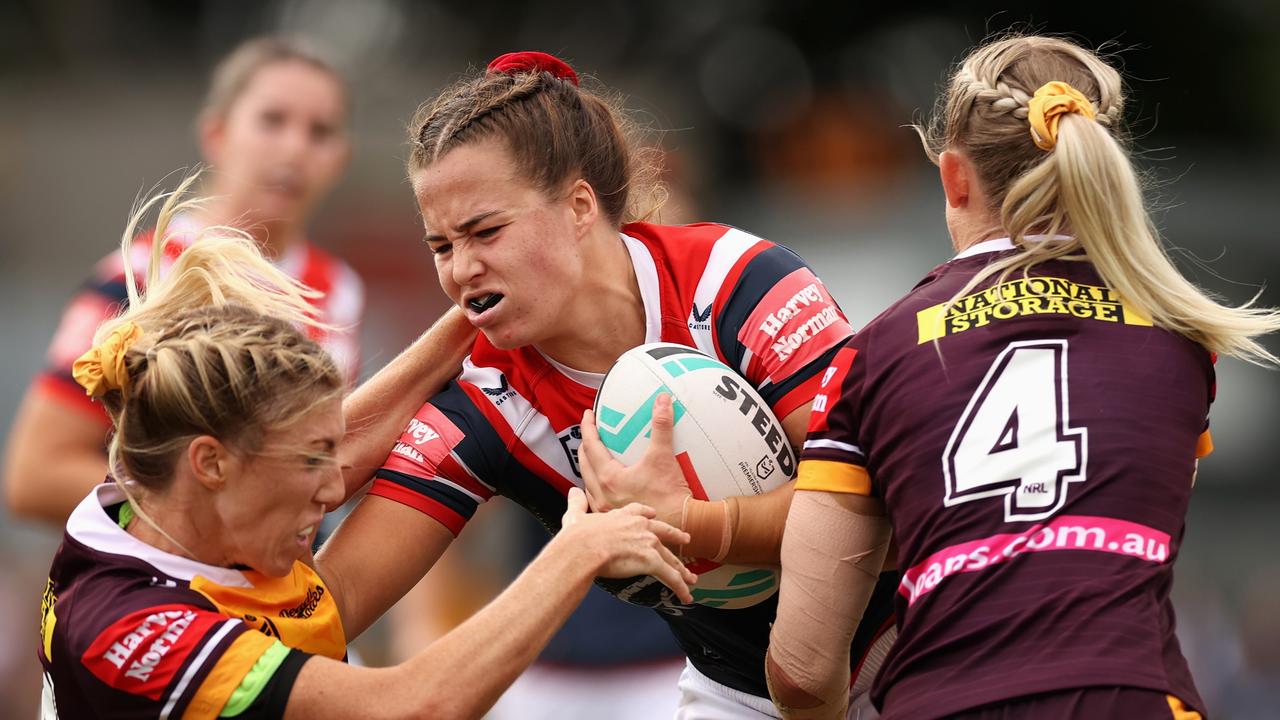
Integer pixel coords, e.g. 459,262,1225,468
39,484,346,719
798,238,1212,719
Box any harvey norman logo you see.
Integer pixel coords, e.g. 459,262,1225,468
407,418,440,444
916,277,1152,344
101,609,197,682
758,282,841,362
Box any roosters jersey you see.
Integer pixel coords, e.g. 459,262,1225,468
369,221,897,697
799,239,1212,718
38,221,364,425
39,484,346,719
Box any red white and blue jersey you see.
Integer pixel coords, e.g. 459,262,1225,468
370,221,895,697
38,219,364,426
799,239,1212,718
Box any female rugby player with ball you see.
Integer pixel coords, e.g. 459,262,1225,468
319,51,898,718
765,34,1280,719
39,181,692,719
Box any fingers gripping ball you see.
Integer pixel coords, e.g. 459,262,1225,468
593,343,795,609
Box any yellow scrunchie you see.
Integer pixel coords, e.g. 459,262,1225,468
72,321,144,397
1027,81,1097,151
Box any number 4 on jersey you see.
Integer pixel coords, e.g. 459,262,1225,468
943,340,1087,522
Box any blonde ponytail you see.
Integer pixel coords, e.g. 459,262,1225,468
923,34,1280,366
84,171,343,493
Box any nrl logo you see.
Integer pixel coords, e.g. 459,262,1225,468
756,455,775,480
559,425,582,478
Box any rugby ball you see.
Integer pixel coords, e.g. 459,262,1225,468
593,342,796,609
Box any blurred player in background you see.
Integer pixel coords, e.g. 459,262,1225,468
318,51,898,719
4,36,364,524
39,182,693,719
765,34,1280,719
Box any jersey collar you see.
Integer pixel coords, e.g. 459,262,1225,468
953,234,1072,260
66,483,253,587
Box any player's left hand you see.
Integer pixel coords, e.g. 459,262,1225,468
579,393,691,533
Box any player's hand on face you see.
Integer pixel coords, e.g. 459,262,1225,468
560,487,697,604
579,393,692,531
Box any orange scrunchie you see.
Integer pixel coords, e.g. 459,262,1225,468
72,321,144,397
1027,81,1097,151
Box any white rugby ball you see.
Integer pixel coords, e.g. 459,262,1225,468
594,342,796,609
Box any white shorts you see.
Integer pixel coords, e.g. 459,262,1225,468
675,661,880,720
486,659,684,720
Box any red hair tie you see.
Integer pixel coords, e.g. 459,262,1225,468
487,51,579,86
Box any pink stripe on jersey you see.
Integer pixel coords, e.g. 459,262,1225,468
899,515,1171,606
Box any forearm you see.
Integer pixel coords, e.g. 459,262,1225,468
339,307,473,498
4,448,105,524
3,389,110,525
315,496,455,639
292,537,598,720
404,539,597,715
766,490,890,719
681,481,794,566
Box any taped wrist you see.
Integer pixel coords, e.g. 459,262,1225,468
680,497,730,560
679,493,790,564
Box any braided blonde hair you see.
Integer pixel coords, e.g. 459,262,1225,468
918,34,1280,365
97,172,344,492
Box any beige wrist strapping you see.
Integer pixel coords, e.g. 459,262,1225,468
679,494,789,564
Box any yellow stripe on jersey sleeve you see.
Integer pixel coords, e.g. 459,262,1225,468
183,630,276,720
796,459,872,495
1195,430,1214,459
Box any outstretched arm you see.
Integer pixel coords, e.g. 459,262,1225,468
292,490,693,720
339,308,474,499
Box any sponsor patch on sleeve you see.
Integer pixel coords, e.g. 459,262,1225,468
807,347,857,434
81,605,226,700
739,267,852,384
381,403,466,477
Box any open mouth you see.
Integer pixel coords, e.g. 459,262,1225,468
296,524,315,545
467,293,504,314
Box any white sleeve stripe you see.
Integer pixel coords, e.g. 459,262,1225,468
803,439,863,455
432,473,488,503
159,619,241,720
449,451,496,493
689,228,762,357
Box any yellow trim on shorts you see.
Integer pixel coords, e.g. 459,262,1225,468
1166,694,1201,720
796,459,871,495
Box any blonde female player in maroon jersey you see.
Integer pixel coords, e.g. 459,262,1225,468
5,36,365,524
38,179,693,719
763,34,1280,720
